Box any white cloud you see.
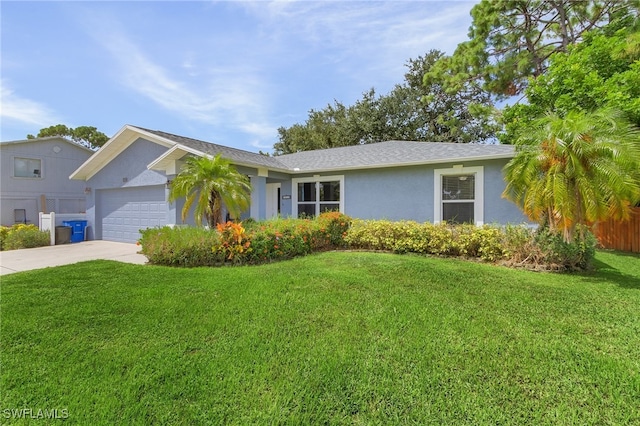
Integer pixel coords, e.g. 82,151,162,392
240,1,476,92
0,80,61,127
72,1,478,149
86,22,277,145
244,1,474,56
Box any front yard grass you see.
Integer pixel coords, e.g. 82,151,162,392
2,250,639,424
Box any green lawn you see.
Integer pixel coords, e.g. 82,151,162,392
2,251,639,425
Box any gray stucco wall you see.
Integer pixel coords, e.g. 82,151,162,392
481,159,528,224
87,138,169,189
84,138,170,239
345,165,433,221
346,160,528,224
0,138,91,226
278,159,530,225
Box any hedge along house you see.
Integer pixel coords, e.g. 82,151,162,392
70,125,531,243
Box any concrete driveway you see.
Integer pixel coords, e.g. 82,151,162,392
0,241,147,276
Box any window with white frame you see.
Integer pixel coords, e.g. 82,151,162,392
292,176,344,218
14,157,42,178
434,166,484,225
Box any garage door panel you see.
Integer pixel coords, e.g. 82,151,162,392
98,186,168,243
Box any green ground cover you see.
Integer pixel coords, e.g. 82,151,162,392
2,250,639,425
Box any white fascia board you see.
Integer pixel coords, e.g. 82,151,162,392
127,126,177,149
70,125,136,180
283,153,515,175
147,145,291,177
147,145,205,171
70,125,177,181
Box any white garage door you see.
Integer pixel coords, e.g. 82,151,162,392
98,186,168,243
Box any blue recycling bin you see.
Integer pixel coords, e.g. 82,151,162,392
62,220,88,243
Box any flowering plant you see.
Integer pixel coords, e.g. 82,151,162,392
216,221,251,262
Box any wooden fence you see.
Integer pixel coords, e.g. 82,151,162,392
592,207,640,253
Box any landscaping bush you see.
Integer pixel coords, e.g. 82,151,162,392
139,213,353,267
456,224,505,261
388,221,432,254
316,211,351,248
501,225,597,271
244,212,350,264
138,226,225,267
139,214,595,271
533,226,597,271
345,220,502,259
0,226,8,251
216,221,251,264
424,222,460,256
244,218,315,264
0,224,50,251
501,224,535,262
345,220,596,271
341,219,390,250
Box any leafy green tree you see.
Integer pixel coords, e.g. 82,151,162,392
274,50,497,154
27,124,109,150
425,0,638,98
503,109,640,242
168,155,252,227
500,27,640,143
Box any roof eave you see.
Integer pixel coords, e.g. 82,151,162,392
70,125,177,181
283,152,515,174
1,136,94,153
148,145,293,174
147,145,203,171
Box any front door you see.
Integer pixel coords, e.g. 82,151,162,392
265,183,281,219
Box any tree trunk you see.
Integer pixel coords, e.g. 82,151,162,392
551,1,570,51
208,190,223,227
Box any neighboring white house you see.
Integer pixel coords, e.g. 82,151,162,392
70,125,533,243
0,137,93,226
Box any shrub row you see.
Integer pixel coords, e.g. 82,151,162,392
138,215,596,271
138,212,351,268
0,224,50,251
137,225,223,267
345,220,504,261
345,220,596,271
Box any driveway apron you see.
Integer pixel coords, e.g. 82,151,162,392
0,241,147,276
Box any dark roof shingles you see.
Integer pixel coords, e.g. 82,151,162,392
275,141,515,171
135,127,514,172
136,127,289,170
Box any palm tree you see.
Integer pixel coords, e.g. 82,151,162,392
169,155,251,227
503,109,640,242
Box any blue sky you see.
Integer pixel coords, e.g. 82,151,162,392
1,1,478,153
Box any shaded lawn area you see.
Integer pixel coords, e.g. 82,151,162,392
1,251,639,425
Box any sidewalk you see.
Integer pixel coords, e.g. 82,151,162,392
0,241,147,276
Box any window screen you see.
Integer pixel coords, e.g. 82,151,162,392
442,175,474,200
442,174,475,224
442,203,474,224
